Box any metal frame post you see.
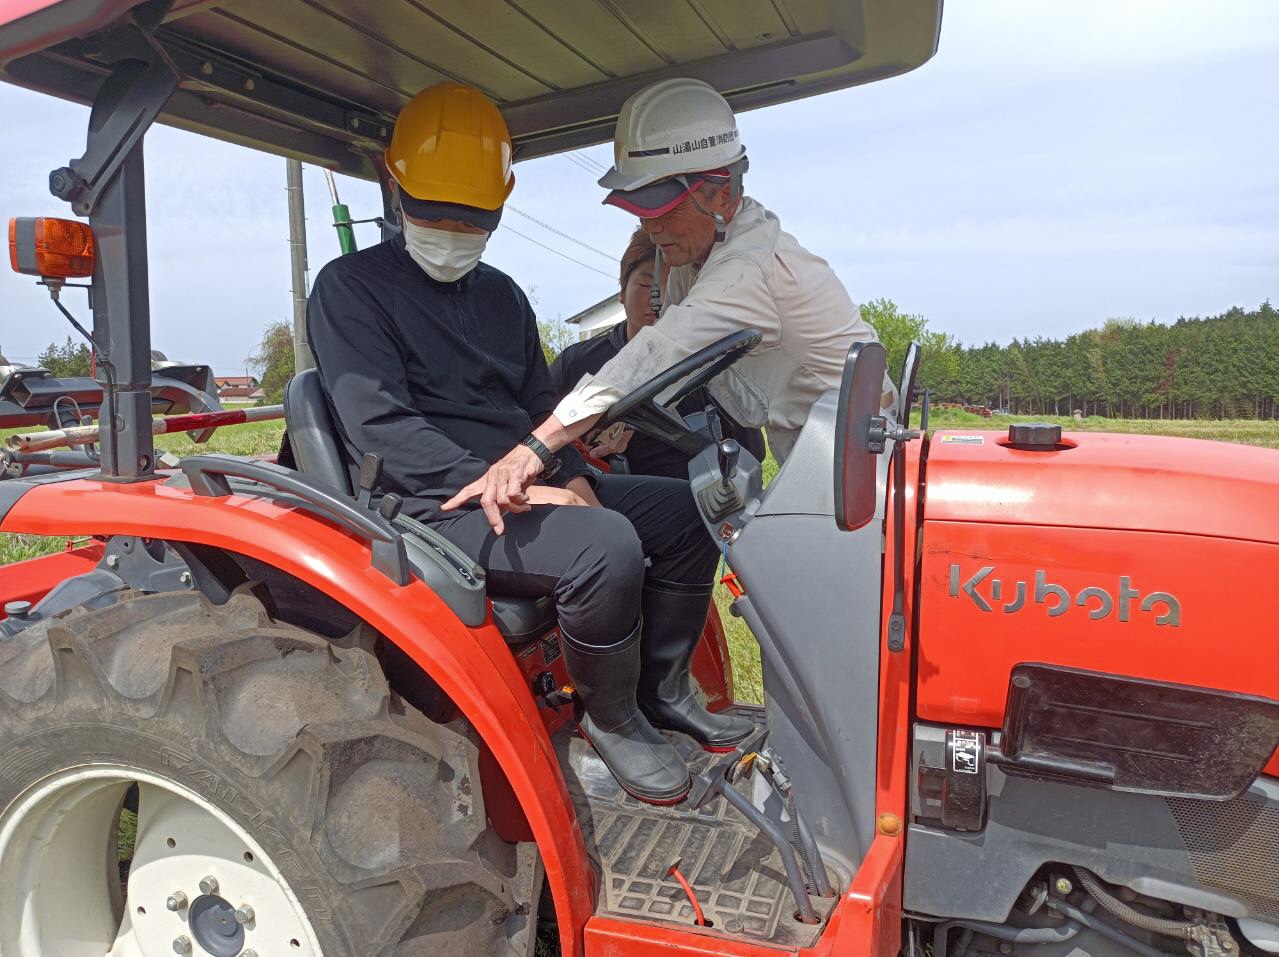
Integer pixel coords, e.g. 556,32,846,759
90,139,155,480
287,158,314,373
47,8,178,480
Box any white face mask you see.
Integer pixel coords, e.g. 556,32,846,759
403,220,489,282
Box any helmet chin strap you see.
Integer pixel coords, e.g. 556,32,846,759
686,186,729,243
653,162,746,311
650,244,664,319
684,171,744,244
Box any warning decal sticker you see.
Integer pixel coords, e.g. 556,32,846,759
940,435,985,445
950,730,981,774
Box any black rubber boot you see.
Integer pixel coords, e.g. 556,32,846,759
637,580,756,751
562,620,691,806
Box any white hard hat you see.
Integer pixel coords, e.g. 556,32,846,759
599,78,746,194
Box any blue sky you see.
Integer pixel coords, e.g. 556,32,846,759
1,1,1276,374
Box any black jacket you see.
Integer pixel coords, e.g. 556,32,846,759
550,321,767,480
307,239,589,522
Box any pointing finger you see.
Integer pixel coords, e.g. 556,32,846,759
442,480,482,511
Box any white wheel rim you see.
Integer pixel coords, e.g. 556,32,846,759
0,765,324,957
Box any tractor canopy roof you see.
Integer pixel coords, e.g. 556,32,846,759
0,0,941,178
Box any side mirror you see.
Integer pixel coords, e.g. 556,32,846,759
834,341,887,532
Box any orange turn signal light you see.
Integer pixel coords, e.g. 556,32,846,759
8,216,95,280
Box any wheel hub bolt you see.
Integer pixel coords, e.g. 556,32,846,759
235,904,255,925
165,891,188,911
172,936,191,954
1054,876,1073,896
198,875,219,895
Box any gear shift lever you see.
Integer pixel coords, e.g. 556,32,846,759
717,438,740,486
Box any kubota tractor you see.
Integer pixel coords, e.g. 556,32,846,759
1,3,1277,957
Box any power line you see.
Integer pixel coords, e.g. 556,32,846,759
562,153,602,178
562,151,609,177
507,205,618,263
501,223,617,279
570,150,608,174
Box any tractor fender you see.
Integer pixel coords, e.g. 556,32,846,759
0,476,596,954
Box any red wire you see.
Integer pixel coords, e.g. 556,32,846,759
668,863,707,926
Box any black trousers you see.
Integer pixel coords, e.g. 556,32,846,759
430,474,719,648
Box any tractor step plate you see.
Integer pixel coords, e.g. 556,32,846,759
556,709,839,947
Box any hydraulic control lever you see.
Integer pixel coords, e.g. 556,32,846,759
358,452,383,508
377,493,403,522
360,453,404,522
704,399,724,443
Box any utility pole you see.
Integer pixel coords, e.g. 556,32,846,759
286,159,314,372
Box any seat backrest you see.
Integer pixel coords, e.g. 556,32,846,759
283,368,355,495
285,371,558,645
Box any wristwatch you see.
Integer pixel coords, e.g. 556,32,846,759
521,434,562,481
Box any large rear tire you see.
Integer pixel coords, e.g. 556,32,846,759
0,587,533,956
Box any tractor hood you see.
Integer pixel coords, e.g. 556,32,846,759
0,0,942,179
924,429,1279,545
916,428,1279,778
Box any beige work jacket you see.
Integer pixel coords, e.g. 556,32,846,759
553,197,882,462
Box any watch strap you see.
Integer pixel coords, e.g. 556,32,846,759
521,435,562,480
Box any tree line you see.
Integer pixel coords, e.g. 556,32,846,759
41,298,1278,421
36,337,93,378
863,300,1279,420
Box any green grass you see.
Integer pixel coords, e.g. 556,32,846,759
718,585,763,703
0,419,286,458
0,533,70,564
153,419,285,457
0,419,287,567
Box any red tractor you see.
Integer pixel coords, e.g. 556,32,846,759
1,4,1277,957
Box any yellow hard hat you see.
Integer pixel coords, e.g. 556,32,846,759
385,83,515,211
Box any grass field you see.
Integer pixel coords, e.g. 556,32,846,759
4,411,1279,706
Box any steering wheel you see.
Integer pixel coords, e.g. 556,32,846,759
592,329,763,457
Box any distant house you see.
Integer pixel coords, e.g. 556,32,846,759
215,375,259,389
566,295,625,340
215,375,261,400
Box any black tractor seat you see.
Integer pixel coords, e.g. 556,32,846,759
283,369,556,645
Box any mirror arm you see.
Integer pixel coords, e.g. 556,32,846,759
868,416,920,454
48,16,179,217
887,441,908,652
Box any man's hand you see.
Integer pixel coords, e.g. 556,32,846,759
587,423,634,459
441,444,543,534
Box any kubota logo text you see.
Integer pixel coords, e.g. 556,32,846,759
948,564,1181,627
